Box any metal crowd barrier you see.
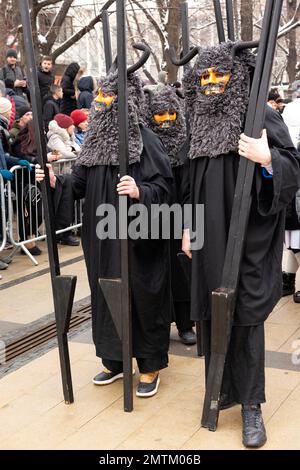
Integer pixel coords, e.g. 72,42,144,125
4,159,83,266
0,173,7,253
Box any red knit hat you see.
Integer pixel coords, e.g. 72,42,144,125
54,113,74,129
70,109,88,127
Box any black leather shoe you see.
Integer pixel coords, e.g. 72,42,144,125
178,329,197,345
282,272,296,296
57,234,80,246
219,393,237,410
242,404,267,448
293,291,300,303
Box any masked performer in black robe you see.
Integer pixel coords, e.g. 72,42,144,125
143,84,196,345
181,42,300,447
37,61,173,398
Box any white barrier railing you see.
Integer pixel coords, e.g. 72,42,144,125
0,173,7,253
5,159,82,266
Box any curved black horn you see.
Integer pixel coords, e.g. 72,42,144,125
143,87,154,103
232,40,260,59
127,43,151,74
107,56,118,74
169,45,199,66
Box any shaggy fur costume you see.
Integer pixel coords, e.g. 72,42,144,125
144,85,187,167
183,41,255,159
76,72,144,166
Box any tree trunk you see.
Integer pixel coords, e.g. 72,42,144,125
164,0,183,82
286,0,297,84
240,0,253,40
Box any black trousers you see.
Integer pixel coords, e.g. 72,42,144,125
203,320,266,405
174,301,195,332
102,354,168,374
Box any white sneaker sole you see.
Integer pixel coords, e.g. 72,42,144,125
93,369,135,386
136,377,160,398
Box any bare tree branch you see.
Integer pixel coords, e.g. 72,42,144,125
131,0,166,47
51,0,115,61
129,0,161,72
45,0,73,53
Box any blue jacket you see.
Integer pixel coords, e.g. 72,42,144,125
77,76,94,109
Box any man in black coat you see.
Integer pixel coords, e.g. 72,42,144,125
0,49,29,101
143,84,196,345
181,42,300,448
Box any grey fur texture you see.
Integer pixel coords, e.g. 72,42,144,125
183,41,255,159
76,72,144,166
143,85,187,167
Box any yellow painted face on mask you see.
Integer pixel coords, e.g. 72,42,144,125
95,89,116,108
199,67,231,95
153,110,177,129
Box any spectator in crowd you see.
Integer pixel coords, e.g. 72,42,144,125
0,96,33,262
0,49,30,101
267,88,284,114
43,84,63,132
1,78,28,122
37,56,54,103
0,79,16,129
77,75,95,109
9,105,32,145
60,62,81,115
70,109,88,146
47,113,80,159
12,119,60,164
283,83,300,148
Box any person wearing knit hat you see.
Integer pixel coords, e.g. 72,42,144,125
0,97,12,117
6,49,17,59
47,113,80,160
54,113,74,129
70,109,88,146
9,105,32,145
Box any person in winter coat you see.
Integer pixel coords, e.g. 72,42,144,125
47,113,80,160
77,76,95,109
0,49,30,101
43,84,63,132
37,56,54,103
60,62,81,115
70,109,88,146
9,105,32,146
1,78,28,123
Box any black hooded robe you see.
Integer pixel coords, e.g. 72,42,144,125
56,126,173,372
188,106,300,403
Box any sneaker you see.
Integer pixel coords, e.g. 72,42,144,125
21,246,42,256
0,260,8,270
242,404,267,448
136,372,160,398
93,367,124,385
0,255,12,265
57,234,80,246
93,367,136,385
178,329,197,345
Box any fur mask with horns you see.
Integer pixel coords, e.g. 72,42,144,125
143,85,187,167
183,41,255,159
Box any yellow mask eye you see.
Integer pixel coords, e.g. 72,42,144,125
199,67,231,95
153,111,177,123
95,89,116,106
